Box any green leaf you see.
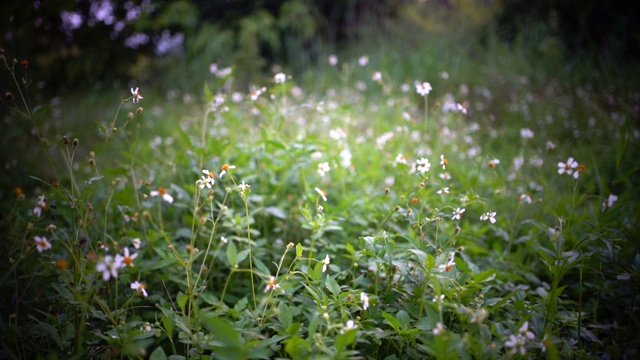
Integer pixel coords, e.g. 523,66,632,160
382,311,402,332
278,302,292,329
285,335,308,359
296,243,303,258
201,316,242,348
177,292,188,313
201,292,219,306
473,268,496,282
236,249,249,264
335,328,357,351
325,276,341,297
96,121,107,136
396,310,411,330
425,253,435,271
159,308,175,336
150,346,167,360
145,258,176,271
227,241,238,265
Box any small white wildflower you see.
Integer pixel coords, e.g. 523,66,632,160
317,162,330,177
314,187,327,201
322,254,330,273
360,292,370,310
274,72,286,84
452,207,465,221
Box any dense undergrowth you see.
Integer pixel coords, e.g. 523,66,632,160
1,18,639,360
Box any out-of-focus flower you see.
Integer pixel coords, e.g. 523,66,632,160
360,292,370,310
131,281,148,297
452,207,465,221
150,187,173,204
315,187,327,202
34,235,52,253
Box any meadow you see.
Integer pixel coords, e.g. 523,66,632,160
1,24,639,359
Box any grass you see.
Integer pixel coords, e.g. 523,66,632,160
1,21,639,359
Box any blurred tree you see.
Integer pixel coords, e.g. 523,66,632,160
1,0,404,93
495,0,640,69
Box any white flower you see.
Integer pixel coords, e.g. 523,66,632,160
416,158,431,174
238,181,251,193
480,211,497,224
452,207,465,221
150,187,173,204
264,276,281,293
360,292,370,310
131,281,148,297
488,159,501,168
433,322,445,335
438,252,456,272
116,247,138,267
274,72,286,84
315,187,327,202
505,334,527,355
372,71,382,82
340,147,352,168
317,162,330,177
440,154,448,169
558,157,585,179
345,319,357,331
131,87,143,103
603,194,618,209
250,86,267,100
394,153,408,166
34,235,52,253
415,81,432,96
96,255,120,281
519,193,532,204
221,236,228,244
199,169,215,189
219,164,236,178
33,195,47,217
328,55,338,66
519,321,535,340
358,55,369,66
520,128,534,139
322,254,330,273
132,238,141,249
437,187,450,195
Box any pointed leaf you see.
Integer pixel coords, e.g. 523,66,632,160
325,276,341,297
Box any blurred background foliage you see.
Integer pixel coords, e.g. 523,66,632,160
2,0,639,96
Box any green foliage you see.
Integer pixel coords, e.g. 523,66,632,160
1,8,639,359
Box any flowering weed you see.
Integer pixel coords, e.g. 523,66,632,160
1,39,638,360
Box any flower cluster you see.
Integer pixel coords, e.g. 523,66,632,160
415,81,432,96
33,195,47,217
96,247,138,281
